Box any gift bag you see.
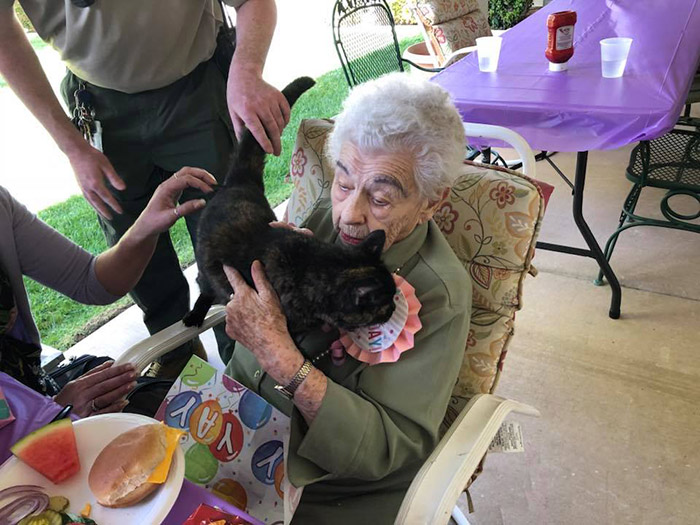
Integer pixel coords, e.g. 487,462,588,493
155,356,292,524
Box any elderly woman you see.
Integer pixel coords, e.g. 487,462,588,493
0,168,216,416
223,74,472,523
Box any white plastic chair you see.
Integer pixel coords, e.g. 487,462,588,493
394,123,539,525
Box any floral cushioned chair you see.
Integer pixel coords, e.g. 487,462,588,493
287,118,544,401
410,0,492,68
285,119,545,523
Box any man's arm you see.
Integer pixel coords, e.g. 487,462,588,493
0,7,125,218
227,0,290,156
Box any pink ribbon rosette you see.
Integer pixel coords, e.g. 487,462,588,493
339,274,422,365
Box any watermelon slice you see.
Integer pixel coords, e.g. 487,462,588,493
10,418,80,483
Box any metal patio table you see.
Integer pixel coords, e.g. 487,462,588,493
432,0,700,318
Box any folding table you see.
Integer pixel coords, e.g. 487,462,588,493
432,0,700,318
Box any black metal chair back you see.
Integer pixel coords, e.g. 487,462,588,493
332,0,405,88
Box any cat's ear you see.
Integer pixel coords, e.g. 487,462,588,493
360,230,385,259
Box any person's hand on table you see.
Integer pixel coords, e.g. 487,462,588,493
223,261,304,386
227,68,290,156
130,167,217,239
53,361,137,417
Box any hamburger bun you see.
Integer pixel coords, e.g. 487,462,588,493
88,424,167,508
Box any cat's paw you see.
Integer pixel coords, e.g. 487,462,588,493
182,309,205,327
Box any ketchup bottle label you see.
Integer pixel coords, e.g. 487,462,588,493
556,25,574,51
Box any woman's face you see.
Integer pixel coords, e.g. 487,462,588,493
331,142,442,251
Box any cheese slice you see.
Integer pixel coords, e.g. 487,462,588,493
148,424,185,484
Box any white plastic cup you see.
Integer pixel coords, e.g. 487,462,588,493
600,37,633,78
476,36,503,72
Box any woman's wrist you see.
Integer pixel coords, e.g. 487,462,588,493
267,342,305,386
292,368,327,422
122,219,157,246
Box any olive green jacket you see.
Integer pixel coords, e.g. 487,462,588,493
225,201,471,524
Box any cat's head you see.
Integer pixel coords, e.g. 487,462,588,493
317,230,397,330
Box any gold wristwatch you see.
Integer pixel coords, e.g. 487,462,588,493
274,359,313,400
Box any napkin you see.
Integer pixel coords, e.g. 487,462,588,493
0,386,15,430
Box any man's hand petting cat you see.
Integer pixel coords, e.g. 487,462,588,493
129,167,217,241
227,68,290,157
67,143,126,220
223,261,305,386
269,221,313,236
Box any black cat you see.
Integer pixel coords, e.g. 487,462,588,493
183,77,396,335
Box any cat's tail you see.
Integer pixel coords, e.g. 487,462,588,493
282,76,316,108
225,76,316,188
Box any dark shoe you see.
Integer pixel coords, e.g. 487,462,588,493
142,338,208,380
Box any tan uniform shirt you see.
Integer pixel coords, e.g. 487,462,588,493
9,0,247,93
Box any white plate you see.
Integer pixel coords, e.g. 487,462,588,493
0,413,185,524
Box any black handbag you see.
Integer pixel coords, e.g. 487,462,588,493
213,0,237,79
50,354,174,417
0,262,60,396
48,354,113,390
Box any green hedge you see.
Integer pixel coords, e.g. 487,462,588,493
489,0,533,30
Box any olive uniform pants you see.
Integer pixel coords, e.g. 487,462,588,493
61,60,235,364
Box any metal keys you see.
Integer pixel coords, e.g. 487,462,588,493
72,83,103,152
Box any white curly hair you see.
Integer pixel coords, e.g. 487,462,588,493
328,73,465,201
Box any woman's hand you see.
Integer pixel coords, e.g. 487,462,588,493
94,167,217,296
268,221,313,236
130,167,217,241
224,261,328,421
223,261,304,385
53,361,137,418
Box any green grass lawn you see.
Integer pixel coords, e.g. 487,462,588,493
26,34,422,350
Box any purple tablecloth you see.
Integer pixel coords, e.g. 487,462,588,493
433,0,700,152
162,481,262,525
0,373,260,525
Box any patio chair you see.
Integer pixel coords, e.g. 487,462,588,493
679,67,700,126
115,119,547,525
409,0,492,69
593,74,700,286
594,123,700,286
331,0,439,88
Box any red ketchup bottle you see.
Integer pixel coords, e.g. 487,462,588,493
546,10,577,71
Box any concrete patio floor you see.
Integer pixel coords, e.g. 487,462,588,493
1,8,699,523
